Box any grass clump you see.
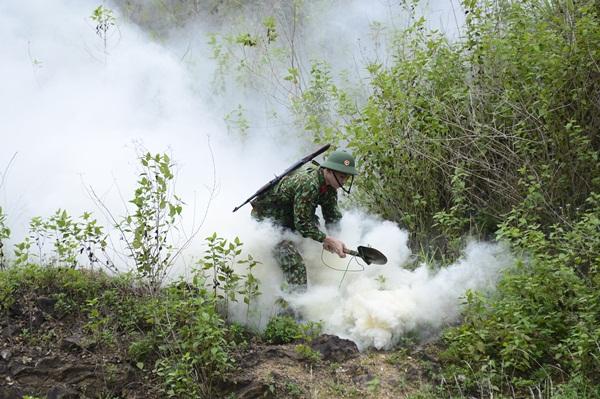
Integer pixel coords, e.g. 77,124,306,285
264,315,303,344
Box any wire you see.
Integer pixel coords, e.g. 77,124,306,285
319,248,365,288
319,248,365,272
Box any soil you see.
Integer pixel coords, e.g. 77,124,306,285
0,294,441,399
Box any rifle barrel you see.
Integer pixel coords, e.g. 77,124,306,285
232,143,330,212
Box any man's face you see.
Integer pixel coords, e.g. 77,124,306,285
325,169,350,189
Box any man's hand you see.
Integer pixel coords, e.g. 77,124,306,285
323,236,347,258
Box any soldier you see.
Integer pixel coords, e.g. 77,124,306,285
251,150,358,291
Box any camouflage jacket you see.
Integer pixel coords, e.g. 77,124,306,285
250,165,342,242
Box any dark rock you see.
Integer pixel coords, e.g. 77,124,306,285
8,302,23,317
60,336,82,352
36,296,58,314
352,373,374,385
310,334,359,362
30,309,45,328
1,324,20,337
60,334,96,352
235,381,275,399
14,369,49,387
35,356,63,371
61,365,95,384
47,385,79,399
237,346,302,367
0,386,24,399
9,362,29,377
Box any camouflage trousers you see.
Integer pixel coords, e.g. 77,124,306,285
273,240,307,292
251,207,307,291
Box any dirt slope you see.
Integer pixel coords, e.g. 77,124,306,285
0,295,440,399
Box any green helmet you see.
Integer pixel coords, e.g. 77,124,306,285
321,150,358,175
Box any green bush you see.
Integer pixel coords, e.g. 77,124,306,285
199,233,261,321
0,264,122,316
128,335,156,364
442,192,600,393
264,315,303,344
117,152,183,290
11,210,108,269
335,0,600,254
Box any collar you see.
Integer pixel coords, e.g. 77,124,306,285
318,168,329,194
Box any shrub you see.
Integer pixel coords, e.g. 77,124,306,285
11,210,109,269
264,315,303,344
339,0,600,255
117,152,184,290
199,233,261,321
442,192,600,394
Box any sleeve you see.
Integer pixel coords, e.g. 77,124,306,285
293,186,327,242
321,190,342,225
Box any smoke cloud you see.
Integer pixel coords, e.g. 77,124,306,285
289,224,512,350
224,210,513,349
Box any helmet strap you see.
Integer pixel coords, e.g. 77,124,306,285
344,176,354,194
333,172,354,195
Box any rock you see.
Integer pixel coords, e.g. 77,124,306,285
29,309,46,328
263,347,302,361
60,334,96,352
34,356,63,371
47,385,79,399
235,381,275,399
1,324,20,337
310,334,359,362
9,362,29,377
14,368,48,387
20,356,33,365
36,296,58,314
0,386,24,399
60,336,82,352
8,302,23,317
352,373,374,385
0,349,11,361
61,365,95,384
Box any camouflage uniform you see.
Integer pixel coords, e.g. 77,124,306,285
251,165,342,290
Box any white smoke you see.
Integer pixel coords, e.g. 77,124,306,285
0,0,504,350
259,210,513,350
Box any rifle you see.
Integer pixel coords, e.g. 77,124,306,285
232,143,331,212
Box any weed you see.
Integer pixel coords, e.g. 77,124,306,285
366,376,381,394
84,296,114,346
0,207,10,270
295,343,322,365
325,381,361,398
199,233,261,320
284,380,303,398
117,152,183,291
264,315,302,344
90,5,116,63
12,210,109,270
